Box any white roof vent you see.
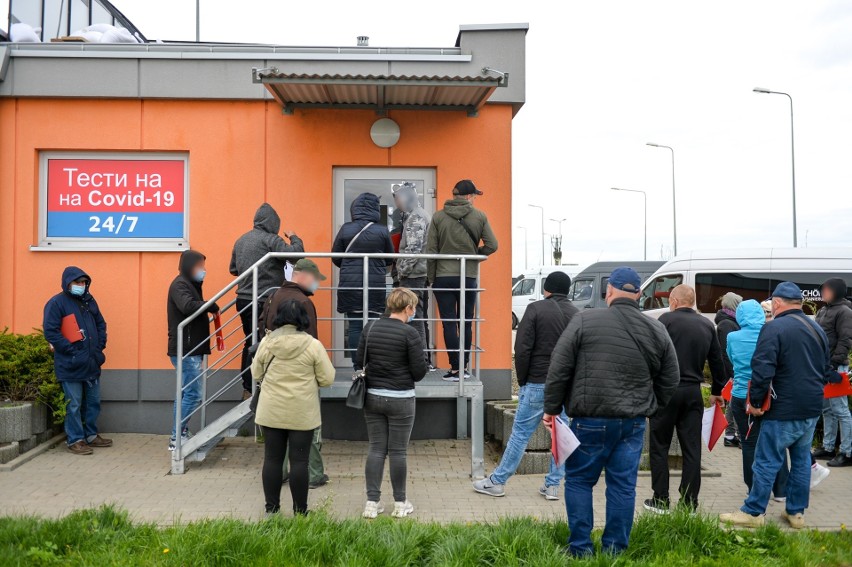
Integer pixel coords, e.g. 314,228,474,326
357,35,369,47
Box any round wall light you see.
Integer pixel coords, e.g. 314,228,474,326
370,118,401,148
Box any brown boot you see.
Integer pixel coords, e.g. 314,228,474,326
242,390,252,401
67,440,93,455
87,435,113,448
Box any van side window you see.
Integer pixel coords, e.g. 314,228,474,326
770,273,851,314
694,273,771,313
639,274,683,311
513,279,536,297
569,278,594,302
601,277,609,298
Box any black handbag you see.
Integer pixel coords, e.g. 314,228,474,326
346,323,373,409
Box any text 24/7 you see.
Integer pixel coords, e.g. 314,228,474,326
89,214,139,234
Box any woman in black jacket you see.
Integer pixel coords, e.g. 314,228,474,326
331,193,395,369
357,288,427,519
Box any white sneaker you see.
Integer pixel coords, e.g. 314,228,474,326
362,501,384,519
811,463,831,489
772,496,787,503
391,500,415,518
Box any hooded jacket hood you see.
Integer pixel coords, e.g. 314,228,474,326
442,198,474,220
394,183,420,213
264,326,314,360
823,278,849,304
736,299,766,330
350,193,381,222
714,309,737,325
61,266,91,295
253,203,282,234
178,250,206,280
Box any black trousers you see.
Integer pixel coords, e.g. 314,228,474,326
262,426,313,514
237,298,264,393
432,276,476,371
649,384,704,507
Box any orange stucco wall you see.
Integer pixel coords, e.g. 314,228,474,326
0,98,513,371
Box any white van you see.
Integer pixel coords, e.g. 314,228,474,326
638,248,852,319
511,265,585,328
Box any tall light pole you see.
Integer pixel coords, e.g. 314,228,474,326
753,87,797,247
549,218,566,238
528,204,545,266
611,188,647,260
516,226,528,269
647,142,677,256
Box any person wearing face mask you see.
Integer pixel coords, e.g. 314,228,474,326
259,258,330,488
358,288,427,520
167,250,219,451
43,267,110,455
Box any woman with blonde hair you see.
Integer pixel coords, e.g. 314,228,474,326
357,288,428,519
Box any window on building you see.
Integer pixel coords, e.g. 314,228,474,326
639,274,683,311
513,278,536,297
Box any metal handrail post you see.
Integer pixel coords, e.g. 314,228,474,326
200,355,208,429
172,325,183,470
475,262,481,382
361,256,369,364
458,258,466,397
251,267,258,395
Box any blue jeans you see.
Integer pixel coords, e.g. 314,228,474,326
491,383,566,487
742,417,818,516
564,417,646,557
346,313,365,370
61,380,101,445
822,396,852,456
170,355,204,439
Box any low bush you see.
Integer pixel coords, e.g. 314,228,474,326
0,329,64,423
1,506,852,566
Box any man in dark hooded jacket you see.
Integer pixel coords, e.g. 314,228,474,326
715,291,742,447
331,193,394,369
230,203,304,398
43,267,110,455
168,250,219,451
814,277,852,467
425,180,498,380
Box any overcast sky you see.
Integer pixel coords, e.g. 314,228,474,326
6,1,852,274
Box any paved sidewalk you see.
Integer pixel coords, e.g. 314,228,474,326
0,434,849,528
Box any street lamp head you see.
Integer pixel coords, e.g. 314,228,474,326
753,87,772,94
646,142,661,147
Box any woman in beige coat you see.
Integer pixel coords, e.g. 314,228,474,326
252,299,335,515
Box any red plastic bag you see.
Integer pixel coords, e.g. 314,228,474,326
825,372,852,399
721,379,733,402
213,313,225,352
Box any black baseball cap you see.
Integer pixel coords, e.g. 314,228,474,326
453,180,483,196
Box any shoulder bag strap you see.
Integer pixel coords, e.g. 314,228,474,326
345,222,375,253
790,312,828,352
610,306,656,377
362,320,376,368
456,213,480,250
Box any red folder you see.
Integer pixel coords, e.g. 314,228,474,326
825,372,852,399
213,313,225,352
704,403,729,451
391,232,402,253
721,379,733,402
60,314,84,343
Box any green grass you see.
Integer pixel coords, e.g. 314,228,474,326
1,506,851,566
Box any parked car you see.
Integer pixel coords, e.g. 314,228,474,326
567,261,665,310
638,248,852,320
511,265,584,328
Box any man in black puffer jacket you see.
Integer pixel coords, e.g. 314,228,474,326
473,271,578,501
332,193,395,369
545,267,679,558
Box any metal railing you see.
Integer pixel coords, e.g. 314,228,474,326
172,251,488,477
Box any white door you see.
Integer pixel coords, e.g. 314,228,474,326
331,168,437,367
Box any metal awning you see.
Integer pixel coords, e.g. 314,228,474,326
252,69,507,116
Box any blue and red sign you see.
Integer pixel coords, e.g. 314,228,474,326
45,157,186,240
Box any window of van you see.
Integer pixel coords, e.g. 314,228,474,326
513,278,536,297
640,274,683,311
601,277,609,298
569,278,594,302
694,272,852,314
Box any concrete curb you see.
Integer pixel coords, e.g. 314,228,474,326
0,433,65,472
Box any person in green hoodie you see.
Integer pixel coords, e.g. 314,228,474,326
426,180,498,381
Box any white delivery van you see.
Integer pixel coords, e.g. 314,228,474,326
511,265,585,328
638,248,852,320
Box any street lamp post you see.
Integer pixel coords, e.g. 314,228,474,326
611,188,647,260
647,143,677,256
516,226,528,269
753,87,797,247
528,204,545,266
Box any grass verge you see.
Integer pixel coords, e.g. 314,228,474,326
1,505,851,566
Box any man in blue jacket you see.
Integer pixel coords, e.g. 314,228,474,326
721,282,839,530
43,267,110,455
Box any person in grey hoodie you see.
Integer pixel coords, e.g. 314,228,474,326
230,203,304,398
393,182,432,364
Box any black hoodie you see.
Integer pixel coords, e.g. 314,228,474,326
167,250,216,357
714,309,740,379
816,278,852,368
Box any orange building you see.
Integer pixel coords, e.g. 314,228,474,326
0,23,527,441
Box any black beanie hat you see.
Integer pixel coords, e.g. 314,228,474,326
544,271,572,296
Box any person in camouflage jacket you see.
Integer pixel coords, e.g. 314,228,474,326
393,182,432,362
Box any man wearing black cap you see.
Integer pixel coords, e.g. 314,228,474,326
721,282,839,530
545,267,680,557
645,284,726,514
473,271,577,500
426,180,498,381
